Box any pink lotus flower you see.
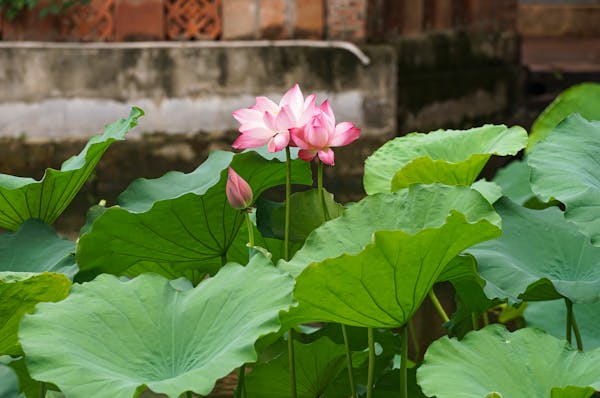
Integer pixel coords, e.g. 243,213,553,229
291,100,360,165
226,167,253,210
232,84,318,152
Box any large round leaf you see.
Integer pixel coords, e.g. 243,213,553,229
0,219,76,278
529,114,600,244
280,184,501,328
528,83,600,150
280,184,501,278
76,150,312,281
0,107,143,230
525,300,600,350
19,254,294,398
417,325,600,398
468,198,600,304
0,272,71,355
493,158,535,205
246,337,351,398
292,211,500,328
363,125,527,194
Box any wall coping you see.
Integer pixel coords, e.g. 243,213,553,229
0,40,372,65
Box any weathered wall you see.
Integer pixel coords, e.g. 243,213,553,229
0,41,395,139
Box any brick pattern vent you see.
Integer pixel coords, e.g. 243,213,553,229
165,0,222,40
61,0,115,41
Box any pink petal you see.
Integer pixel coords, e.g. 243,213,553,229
232,133,270,150
330,123,360,147
280,84,304,119
275,106,295,131
237,126,274,140
296,94,318,127
298,149,317,162
253,96,280,114
263,111,278,130
319,100,335,123
232,108,263,126
268,131,290,152
306,122,330,149
318,148,335,165
290,127,309,149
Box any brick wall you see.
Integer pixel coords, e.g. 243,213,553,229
0,0,517,42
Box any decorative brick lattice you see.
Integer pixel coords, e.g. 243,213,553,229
61,0,115,41
165,0,222,40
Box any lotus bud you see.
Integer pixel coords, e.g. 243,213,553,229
226,167,253,210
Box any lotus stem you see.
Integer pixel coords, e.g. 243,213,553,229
284,147,292,261
341,324,357,398
317,160,329,221
471,313,479,331
186,392,193,398
400,327,408,398
236,365,247,398
482,310,490,326
565,298,573,345
367,328,375,398
408,319,420,360
244,211,254,248
428,289,450,323
284,148,297,398
39,382,47,398
565,298,583,350
288,329,297,398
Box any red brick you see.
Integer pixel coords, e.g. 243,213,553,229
115,0,164,41
326,0,367,41
222,0,258,39
259,0,286,39
294,0,323,39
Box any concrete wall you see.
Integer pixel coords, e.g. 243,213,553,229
0,41,395,139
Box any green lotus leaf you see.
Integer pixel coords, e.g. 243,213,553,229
528,83,600,150
76,150,311,282
0,356,43,398
363,125,527,194
291,210,500,328
417,325,600,398
19,254,295,398
0,272,71,356
373,367,426,398
280,184,501,278
468,197,600,304
493,158,534,205
551,386,596,398
0,107,143,230
438,255,496,338
246,337,351,398
471,179,502,204
529,114,600,244
0,219,76,278
0,361,20,398
256,188,345,242
525,300,600,350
